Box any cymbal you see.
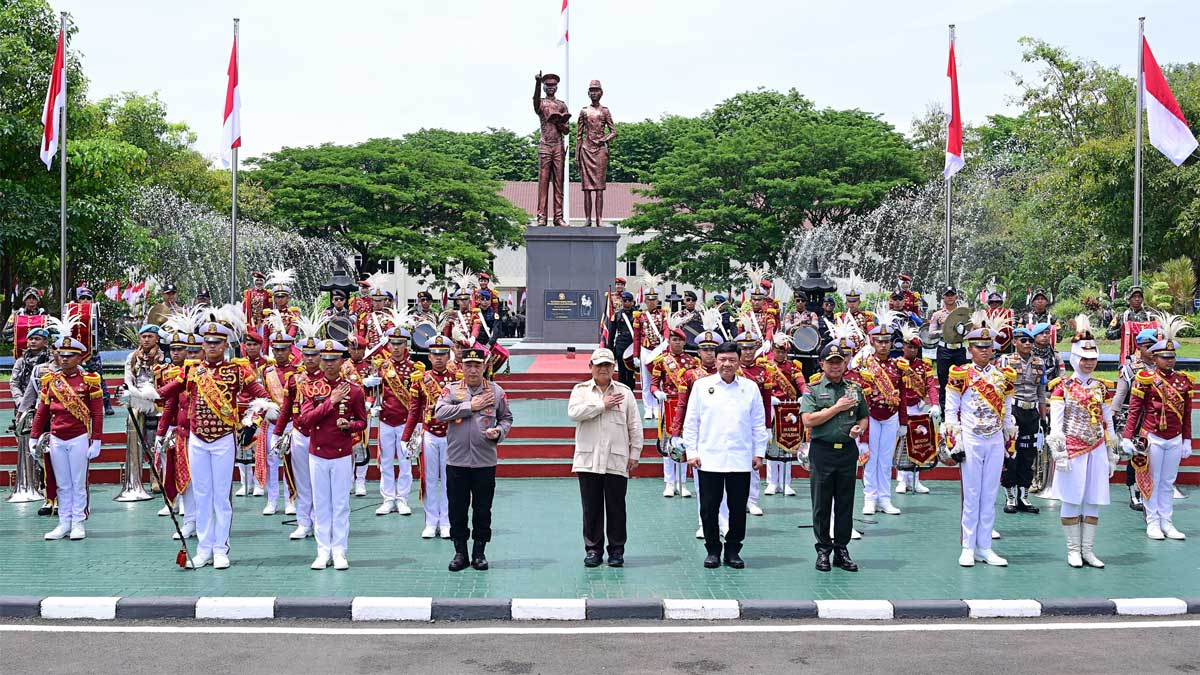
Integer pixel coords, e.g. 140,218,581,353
942,307,973,343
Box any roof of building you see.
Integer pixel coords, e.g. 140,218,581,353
498,181,652,222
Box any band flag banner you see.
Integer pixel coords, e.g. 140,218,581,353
943,41,964,178
1143,37,1198,166
773,402,804,453
40,28,66,169
905,413,939,467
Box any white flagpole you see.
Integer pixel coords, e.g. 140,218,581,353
230,18,240,304
1133,16,1145,286
59,11,68,306
943,24,954,288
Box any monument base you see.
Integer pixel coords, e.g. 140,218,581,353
523,226,619,344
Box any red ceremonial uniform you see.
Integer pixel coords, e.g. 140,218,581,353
835,310,876,335
738,311,777,342
402,365,463,442
441,308,481,347
375,355,420,427
633,308,667,351
857,354,912,425
296,376,368,459
357,310,394,348
1123,369,1193,441
156,362,194,502
649,349,698,437
31,370,104,441
243,287,273,328
669,362,718,436
156,359,270,443
768,357,805,401
737,360,776,428
902,357,940,408
272,366,323,438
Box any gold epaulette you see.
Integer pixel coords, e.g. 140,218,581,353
948,365,969,380
1182,372,1195,384
232,357,251,367
414,361,427,371
922,357,933,368
913,291,922,300
896,357,911,371
807,372,822,385
1135,370,1156,385
82,372,100,385
633,310,642,319
1047,376,1063,391
455,371,464,379
791,359,803,370
1001,366,1018,383
1096,378,1116,391
409,371,424,383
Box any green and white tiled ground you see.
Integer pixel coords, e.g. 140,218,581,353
2,479,1196,601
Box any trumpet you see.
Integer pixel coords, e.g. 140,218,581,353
271,431,292,458
405,423,423,460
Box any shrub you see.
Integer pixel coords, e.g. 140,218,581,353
1053,298,1086,340
1058,274,1085,299
1149,256,1196,314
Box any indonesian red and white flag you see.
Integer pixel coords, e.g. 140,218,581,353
104,282,121,302
1143,37,1198,167
40,28,66,169
943,42,964,178
557,0,569,46
221,36,242,168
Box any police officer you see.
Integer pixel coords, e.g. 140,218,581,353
998,326,1045,514
801,339,869,572
605,291,637,389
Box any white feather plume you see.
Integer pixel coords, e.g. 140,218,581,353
241,397,280,428
899,323,920,345
44,309,83,342
700,307,722,332
122,381,161,414
873,303,900,331
830,313,864,346
1152,310,1190,344
640,270,662,294
744,265,768,291
737,310,761,339
450,271,476,295
162,305,203,335
667,313,686,332
264,268,296,289
384,306,412,331
1072,314,1093,341
294,304,330,341
263,310,288,338
212,303,247,340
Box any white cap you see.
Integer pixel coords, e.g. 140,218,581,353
589,347,616,365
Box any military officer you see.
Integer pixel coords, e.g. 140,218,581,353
1106,286,1151,340
998,326,1046,515
632,287,668,419
927,286,968,409
605,291,637,389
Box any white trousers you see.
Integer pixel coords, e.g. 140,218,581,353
422,432,449,527
639,350,659,414
960,431,1005,552
898,404,925,487
865,415,898,504
309,454,352,556
663,457,686,485
49,435,89,526
290,430,314,528
378,422,414,501
264,425,292,505
1146,433,1186,527
180,485,196,529
766,460,792,488
187,433,235,557
748,462,760,505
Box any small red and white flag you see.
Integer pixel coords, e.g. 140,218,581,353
943,41,964,178
124,280,147,307
557,0,569,46
221,36,242,168
104,282,121,301
40,28,66,169
1142,37,1198,167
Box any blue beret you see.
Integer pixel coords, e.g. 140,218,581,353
27,327,50,340
477,289,492,300
1012,326,1033,339
1028,323,1051,337
620,292,634,301
712,294,726,303
139,324,161,336
1136,328,1159,344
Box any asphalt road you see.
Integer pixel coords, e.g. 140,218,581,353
3,618,1200,674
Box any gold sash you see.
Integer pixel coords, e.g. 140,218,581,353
865,358,900,408
383,362,412,409
968,368,1005,418
1151,373,1185,431
47,372,92,436
194,366,239,429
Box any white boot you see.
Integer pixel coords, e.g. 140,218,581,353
173,521,197,540
747,502,764,516
1081,522,1104,567
285,500,297,515
879,501,901,515
643,407,654,420
1162,521,1187,540
396,499,412,515
1064,521,1083,568
355,480,367,497
992,529,1002,540
1147,522,1165,540
376,499,395,516
421,524,437,539
695,525,704,539
332,551,349,571
764,484,778,496
252,483,264,496
44,523,70,540
862,499,876,515
289,525,312,540
913,476,930,494
974,549,1008,566
679,484,692,498
850,528,862,540
783,484,796,496
235,482,247,497
663,483,675,498
438,525,451,539
895,478,909,494
262,501,277,516
311,552,330,570
69,523,86,540
958,547,975,567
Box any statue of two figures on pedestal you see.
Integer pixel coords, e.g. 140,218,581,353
534,72,616,227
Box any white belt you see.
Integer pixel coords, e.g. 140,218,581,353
1015,400,1039,410
939,341,963,349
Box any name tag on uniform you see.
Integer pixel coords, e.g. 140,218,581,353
817,393,831,400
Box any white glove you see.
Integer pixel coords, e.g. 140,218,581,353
670,435,685,450
633,357,641,368
898,424,907,437
361,375,382,388
856,440,870,457
1120,438,1136,457
1046,432,1068,471
770,396,781,406
1104,433,1119,454
1003,425,1018,444
154,434,166,453
928,405,942,423
1108,448,1119,479
87,439,101,460
369,406,380,419
38,432,50,447
653,390,667,402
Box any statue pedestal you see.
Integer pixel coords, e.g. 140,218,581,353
523,226,619,344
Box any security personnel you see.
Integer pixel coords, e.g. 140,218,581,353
1024,288,1058,329
1106,286,1151,340
801,339,869,572
998,326,1046,514
605,291,637,389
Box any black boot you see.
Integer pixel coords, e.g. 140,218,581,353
448,540,469,572
471,541,489,571
815,549,831,572
38,502,52,517
1015,487,1040,514
832,547,859,572
1003,487,1017,514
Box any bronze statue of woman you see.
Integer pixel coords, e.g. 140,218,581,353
576,80,616,226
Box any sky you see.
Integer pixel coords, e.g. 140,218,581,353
50,0,1200,166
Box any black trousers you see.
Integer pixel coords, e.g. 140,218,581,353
577,472,628,556
1002,406,1041,489
613,341,635,389
698,470,749,557
447,465,496,543
809,441,857,553
935,346,967,410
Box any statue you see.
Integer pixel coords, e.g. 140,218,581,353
533,71,571,226
576,80,617,226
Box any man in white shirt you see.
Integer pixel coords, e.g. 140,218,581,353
683,341,768,569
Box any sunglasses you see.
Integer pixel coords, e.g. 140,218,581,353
1015,338,1032,344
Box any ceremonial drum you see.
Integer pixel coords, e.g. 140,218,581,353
789,325,821,354
918,326,939,349
13,313,47,358
767,401,804,461
353,439,369,467
411,323,438,350
326,315,355,343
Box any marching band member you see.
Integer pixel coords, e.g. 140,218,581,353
944,316,1017,567
835,289,875,336
765,333,804,496
236,330,270,497
242,271,273,329
403,335,463,539
735,331,773,516
896,325,939,493
123,324,167,494
632,274,668,420
927,286,967,409
1122,313,1193,541
155,331,200,538
272,315,328,538
31,318,103,541
605,291,638,390
299,339,368,570
342,336,375,496
1111,329,1160,511
856,312,912,516
154,309,275,569
650,316,698,497
997,325,1046,515
265,269,301,338
738,278,778,346
258,324,298,515
897,274,922,315
372,327,421,516
3,287,48,355
359,285,395,349
1046,317,1117,567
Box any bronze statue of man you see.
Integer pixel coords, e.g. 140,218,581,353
577,80,616,226
533,71,571,226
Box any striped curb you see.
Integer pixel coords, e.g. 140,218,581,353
5,596,1200,621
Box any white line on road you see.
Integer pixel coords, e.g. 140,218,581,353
1,619,1198,637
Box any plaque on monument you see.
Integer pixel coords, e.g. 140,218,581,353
544,290,598,321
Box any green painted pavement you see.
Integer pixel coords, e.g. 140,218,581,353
1,480,1196,601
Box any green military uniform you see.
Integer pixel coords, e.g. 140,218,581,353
801,342,869,566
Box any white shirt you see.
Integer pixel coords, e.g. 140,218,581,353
682,373,768,472
944,364,1015,437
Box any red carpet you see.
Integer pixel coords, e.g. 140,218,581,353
525,354,592,374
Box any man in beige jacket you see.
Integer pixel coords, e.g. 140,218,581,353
568,348,645,567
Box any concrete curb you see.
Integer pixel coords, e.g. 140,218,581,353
11,596,1200,621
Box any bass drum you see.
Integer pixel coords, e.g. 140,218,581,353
326,315,355,343
412,322,438,350
789,325,821,354
682,321,704,350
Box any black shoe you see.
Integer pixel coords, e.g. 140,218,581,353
722,554,745,569
1016,500,1040,514
471,542,489,571
104,405,115,416
607,553,624,568
448,553,469,572
833,547,859,572
815,550,831,572
703,554,720,569
1003,502,1017,514
1130,489,1144,512
584,551,602,567
38,504,52,516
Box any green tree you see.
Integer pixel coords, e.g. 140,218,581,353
247,138,528,277
401,127,537,181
